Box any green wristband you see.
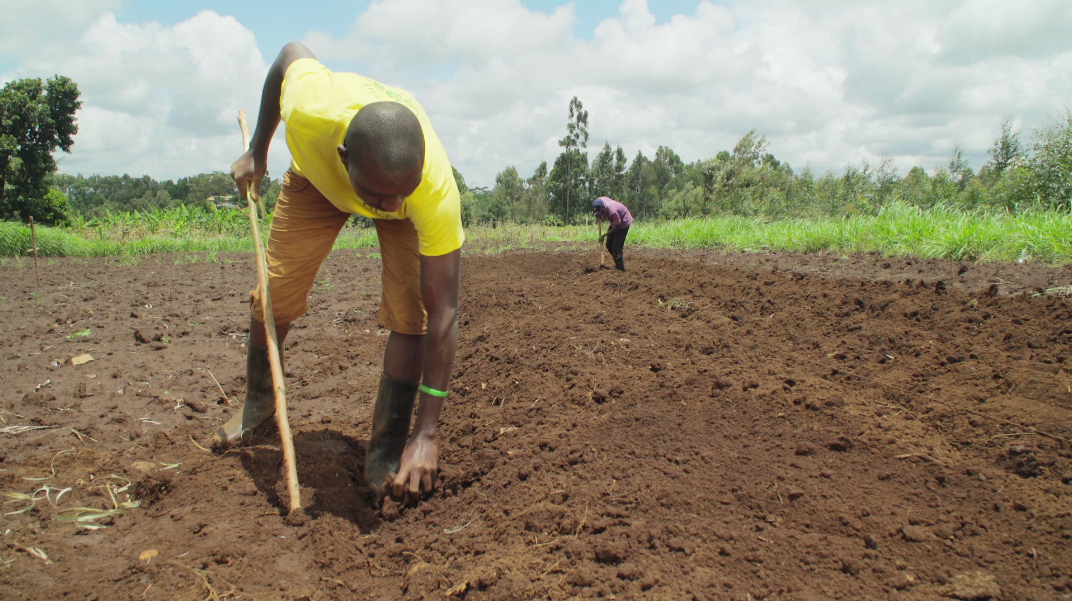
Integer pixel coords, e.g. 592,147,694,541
419,384,449,397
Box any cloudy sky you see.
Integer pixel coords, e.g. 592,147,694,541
2,0,1070,187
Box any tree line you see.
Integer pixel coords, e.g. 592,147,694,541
459,97,1072,227
51,172,282,219
3,75,1071,228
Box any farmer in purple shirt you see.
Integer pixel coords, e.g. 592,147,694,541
593,196,633,272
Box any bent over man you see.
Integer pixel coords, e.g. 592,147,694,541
593,196,633,272
214,42,463,500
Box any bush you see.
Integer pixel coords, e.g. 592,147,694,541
1025,110,1072,211
0,188,72,226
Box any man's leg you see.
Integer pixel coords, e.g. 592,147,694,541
610,227,629,271
214,171,349,447
249,317,291,349
365,218,426,494
384,330,422,381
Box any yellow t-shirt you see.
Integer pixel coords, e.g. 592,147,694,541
279,58,464,257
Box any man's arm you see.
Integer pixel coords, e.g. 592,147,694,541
419,249,461,396
231,42,316,199
600,216,620,240
391,248,461,497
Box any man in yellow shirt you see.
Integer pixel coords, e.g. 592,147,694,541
215,42,463,501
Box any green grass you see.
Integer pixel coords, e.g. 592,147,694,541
619,202,1072,263
3,202,1071,264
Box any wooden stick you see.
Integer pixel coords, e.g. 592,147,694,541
238,110,301,515
28,217,41,288
595,216,606,266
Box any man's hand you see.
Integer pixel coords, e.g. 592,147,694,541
229,42,314,202
385,249,457,502
599,234,606,243
231,150,267,202
389,432,438,499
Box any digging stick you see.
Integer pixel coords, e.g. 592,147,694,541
596,217,606,266
238,110,301,516
28,217,40,288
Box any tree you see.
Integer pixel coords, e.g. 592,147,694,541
588,142,617,199
658,181,703,219
489,166,523,224
0,76,81,224
549,149,588,224
652,145,684,192
452,167,469,196
523,161,550,223
987,115,1023,174
614,146,628,193
589,143,629,201
732,129,768,168
702,147,748,214
874,153,899,202
1025,110,1072,210
897,166,932,208
624,151,656,218
840,162,879,214
553,96,589,224
175,172,240,208
699,154,729,215
15,187,72,225
947,143,973,191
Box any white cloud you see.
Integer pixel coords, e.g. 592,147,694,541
4,8,280,181
3,0,1070,187
937,0,1072,63
298,0,1072,185
0,0,123,59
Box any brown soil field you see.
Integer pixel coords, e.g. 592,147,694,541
1,248,1072,600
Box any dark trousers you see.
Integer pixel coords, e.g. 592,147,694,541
605,226,629,271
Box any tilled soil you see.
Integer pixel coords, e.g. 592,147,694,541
1,248,1071,600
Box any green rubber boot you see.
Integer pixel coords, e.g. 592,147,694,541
213,345,279,448
364,372,419,495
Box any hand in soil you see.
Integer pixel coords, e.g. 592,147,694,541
389,432,438,500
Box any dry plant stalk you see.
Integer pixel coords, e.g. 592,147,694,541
167,560,237,601
238,110,301,516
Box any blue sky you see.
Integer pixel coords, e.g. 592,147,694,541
3,0,1071,186
114,1,713,50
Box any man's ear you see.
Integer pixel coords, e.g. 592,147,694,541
337,144,349,166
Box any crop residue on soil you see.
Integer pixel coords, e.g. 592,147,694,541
1,249,1071,600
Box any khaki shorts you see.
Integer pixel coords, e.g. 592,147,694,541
250,171,427,335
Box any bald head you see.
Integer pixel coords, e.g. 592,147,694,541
345,101,425,176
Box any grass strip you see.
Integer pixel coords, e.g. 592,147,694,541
3,202,1072,264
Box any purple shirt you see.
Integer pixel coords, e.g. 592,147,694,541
596,197,633,228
